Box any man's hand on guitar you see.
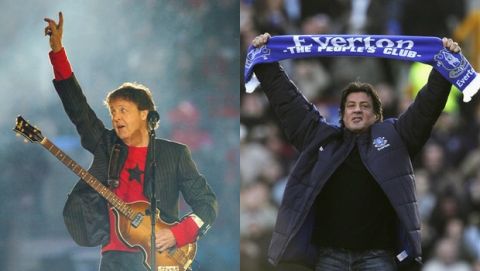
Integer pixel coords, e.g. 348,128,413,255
155,228,176,252
44,11,64,53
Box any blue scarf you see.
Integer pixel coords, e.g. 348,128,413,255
244,35,480,102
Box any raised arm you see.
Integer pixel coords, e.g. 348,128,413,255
396,38,461,156
44,12,106,153
252,33,336,151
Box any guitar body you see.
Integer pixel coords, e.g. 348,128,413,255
112,201,196,271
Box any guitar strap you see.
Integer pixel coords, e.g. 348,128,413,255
107,144,121,189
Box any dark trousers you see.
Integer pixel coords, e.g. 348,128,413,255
315,247,397,271
99,251,147,271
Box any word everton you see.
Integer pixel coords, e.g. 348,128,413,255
287,35,418,58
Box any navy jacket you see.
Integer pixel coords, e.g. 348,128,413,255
53,74,217,247
254,63,451,268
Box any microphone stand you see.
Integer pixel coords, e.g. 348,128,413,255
148,126,157,271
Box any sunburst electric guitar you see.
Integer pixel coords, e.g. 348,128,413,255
13,116,196,271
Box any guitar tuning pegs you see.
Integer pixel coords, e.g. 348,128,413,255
16,133,20,137
23,139,29,143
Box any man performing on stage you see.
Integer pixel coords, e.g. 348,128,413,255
44,12,217,271
250,33,463,271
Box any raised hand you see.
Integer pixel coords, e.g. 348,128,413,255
442,37,461,53
44,12,64,53
252,33,271,48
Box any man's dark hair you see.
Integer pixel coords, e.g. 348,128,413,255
339,81,383,127
104,82,155,111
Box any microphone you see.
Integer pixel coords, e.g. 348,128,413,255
147,110,160,131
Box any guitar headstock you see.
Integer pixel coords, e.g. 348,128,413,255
13,116,44,143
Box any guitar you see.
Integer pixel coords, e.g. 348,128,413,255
13,116,196,271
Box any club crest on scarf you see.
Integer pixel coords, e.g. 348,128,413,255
373,136,390,151
434,49,468,78
245,46,271,69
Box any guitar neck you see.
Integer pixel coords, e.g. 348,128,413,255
40,137,136,221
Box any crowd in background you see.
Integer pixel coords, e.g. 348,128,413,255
240,0,480,270
0,1,239,271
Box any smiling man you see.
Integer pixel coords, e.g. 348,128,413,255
340,83,383,133
44,12,217,271
251,33,461,271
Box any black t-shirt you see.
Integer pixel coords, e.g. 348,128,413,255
312,145,397,251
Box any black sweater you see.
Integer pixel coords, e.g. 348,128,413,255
313,145,396,251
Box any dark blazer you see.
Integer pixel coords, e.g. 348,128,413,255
254,63,451,268
53,74,218,247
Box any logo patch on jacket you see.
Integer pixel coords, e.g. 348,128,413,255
373,137,390,151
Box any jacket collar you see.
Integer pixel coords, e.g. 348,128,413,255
342,126,372,144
